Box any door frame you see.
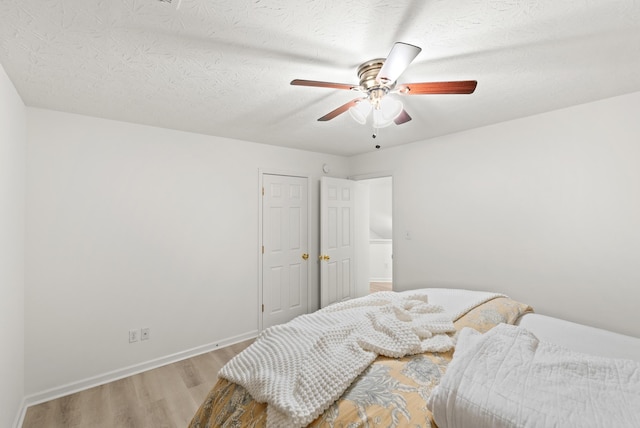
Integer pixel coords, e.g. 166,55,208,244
258,168,312,332
348,171,395,289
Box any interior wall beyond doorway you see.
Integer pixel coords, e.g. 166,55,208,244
362,176,393,289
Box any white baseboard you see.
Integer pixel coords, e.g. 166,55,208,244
13,397,27,428
22,330,258,410
370,278,392,283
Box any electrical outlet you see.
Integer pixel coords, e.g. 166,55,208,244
129,329,139,343
141,328,150,341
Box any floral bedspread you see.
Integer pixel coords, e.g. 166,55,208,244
189,296,532,428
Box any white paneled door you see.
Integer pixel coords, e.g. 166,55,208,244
262,174,309,329
320,177,357,308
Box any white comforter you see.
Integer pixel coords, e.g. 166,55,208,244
219,290,502,428
429,323,640,428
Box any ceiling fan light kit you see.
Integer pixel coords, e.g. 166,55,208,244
348,100,370,124
291,42,477,138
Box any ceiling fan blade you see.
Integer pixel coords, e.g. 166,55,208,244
291,79,358,91
394,109,412,125
376,42,422,84
397,80,478,95
318,98,364,121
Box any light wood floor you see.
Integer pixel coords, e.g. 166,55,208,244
370,281,392,293
23,286,392,428
22,339,253,428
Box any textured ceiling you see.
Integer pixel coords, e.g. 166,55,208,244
1,0,640,156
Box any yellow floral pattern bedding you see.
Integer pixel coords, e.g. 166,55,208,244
189,297,532,428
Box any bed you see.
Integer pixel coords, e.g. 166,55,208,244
189,289,640,428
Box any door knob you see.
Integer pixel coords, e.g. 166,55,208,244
318,254,330,261
302,253,309,260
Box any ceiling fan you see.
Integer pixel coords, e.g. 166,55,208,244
291,42,477,134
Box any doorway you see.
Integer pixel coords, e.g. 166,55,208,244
359,176,393,294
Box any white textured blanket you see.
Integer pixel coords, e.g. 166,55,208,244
219,290,502,428
428,324,640,428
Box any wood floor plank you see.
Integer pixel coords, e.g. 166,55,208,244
108,377,137,412
152,365,197,427
130,370,155,406
188,382,216,408
188,353,219,385
370,282,392,293
174,358,203,389
146,399,175,428
112,403,145,428
79,384,113,428
132,368,165,405
21,400,52,427
54,393,82,427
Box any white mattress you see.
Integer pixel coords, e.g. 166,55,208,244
517,313,640,362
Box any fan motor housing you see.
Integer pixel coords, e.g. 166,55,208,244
357,59,386,91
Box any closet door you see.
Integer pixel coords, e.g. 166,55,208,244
262,174,309,329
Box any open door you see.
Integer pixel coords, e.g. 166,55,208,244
319,177,369,308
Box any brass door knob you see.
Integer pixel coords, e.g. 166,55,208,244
318,254,330,261
302,253,309,260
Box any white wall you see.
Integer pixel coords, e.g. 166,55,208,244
350,91,640,338
0,64,26,427
367,177,393,282
368,177,393,239
369,240,392,282
25,108,348,397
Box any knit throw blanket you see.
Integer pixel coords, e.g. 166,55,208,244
219,291,500,427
